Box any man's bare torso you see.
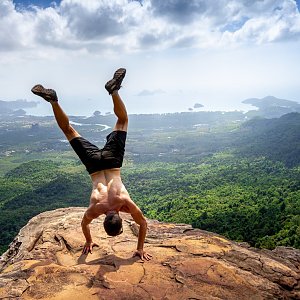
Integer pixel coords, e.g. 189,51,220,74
86,168,134,218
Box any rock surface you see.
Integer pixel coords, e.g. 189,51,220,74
0,207,300,300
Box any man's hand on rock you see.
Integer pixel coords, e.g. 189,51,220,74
133,249,152,261
82,241,99,254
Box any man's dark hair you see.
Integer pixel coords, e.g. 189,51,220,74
103,212,123,236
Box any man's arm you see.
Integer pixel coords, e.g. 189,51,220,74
81,209,99,254
126,199,152,261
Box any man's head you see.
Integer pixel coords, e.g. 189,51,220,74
103,211,123,236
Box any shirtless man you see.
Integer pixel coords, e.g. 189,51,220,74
31,68,152,261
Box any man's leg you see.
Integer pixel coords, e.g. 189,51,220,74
104,68,128,132
31,84,80,141
51,102,81,141
112,91,128,132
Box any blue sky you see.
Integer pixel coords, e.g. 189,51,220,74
1,0,300,116
14,0,61,8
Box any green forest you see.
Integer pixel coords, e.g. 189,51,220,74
0,112,299,254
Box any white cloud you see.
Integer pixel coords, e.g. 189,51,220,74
0,0,299,116
0,0,29,51
0,0,299,56
221,0,300,45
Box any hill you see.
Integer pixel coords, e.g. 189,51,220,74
0,99,38,116
234,113,300,167
243,96,300,118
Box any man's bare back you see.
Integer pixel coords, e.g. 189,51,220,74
88,169,130,217
85,169,145,227
81,169,151,260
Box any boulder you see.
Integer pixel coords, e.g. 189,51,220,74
0,207,299,299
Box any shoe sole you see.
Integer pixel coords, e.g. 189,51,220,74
113,68,126,81
105,68,126,94
31,84,57,102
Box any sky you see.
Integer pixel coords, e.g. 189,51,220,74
1,0,300,116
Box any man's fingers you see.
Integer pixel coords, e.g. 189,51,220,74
144,253,152,261
82,242,99,255
132,251,152,261
90,243,99,254
82,246,91,255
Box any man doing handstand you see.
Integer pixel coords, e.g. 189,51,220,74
31,68,152,261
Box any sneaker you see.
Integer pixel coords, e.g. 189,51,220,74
105,68,126,95
31,84,58,102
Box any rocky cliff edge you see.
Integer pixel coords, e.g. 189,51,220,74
0,207,300,300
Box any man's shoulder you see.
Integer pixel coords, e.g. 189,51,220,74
86,203,104,219
122,197,142,213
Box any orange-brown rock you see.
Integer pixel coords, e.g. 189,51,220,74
0,207,299,299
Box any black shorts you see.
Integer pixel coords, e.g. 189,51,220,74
69,131,127,174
